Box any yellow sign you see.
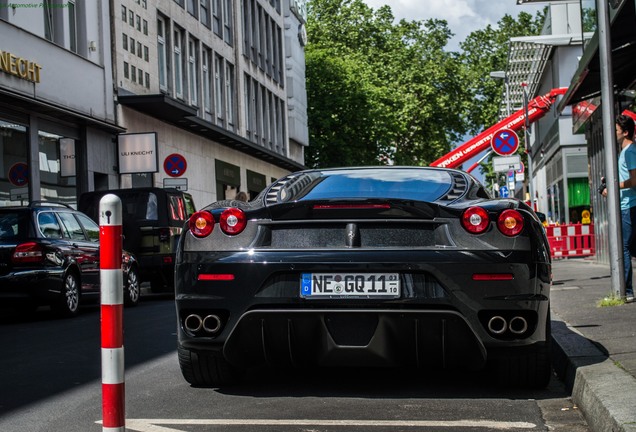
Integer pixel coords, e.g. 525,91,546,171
0,50,42,83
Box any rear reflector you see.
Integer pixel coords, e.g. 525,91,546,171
163,256,173,264
472,273,514,281
312,204,391,210
198,274,235,281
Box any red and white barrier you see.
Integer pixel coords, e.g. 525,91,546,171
546,223,595,258
99,195,125,432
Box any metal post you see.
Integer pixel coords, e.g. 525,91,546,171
99,194,125,432
597,0,624,298
522,83,535,210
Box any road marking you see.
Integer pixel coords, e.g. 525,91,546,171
98,418,537,431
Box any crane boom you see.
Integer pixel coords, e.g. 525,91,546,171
430,87,568,169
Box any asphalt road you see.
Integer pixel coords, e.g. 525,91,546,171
0,297,589,432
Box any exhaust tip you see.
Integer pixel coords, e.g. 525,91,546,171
184,314,203,332
487,316,508,335
509,316,528,335
203,314,222,333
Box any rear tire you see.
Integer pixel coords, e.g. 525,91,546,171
53,271,80,318
177,346,243,387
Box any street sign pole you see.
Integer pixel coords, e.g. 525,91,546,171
597,0,624,299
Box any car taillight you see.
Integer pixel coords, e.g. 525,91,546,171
219,208,247,235
12,242,44,264
461,207,490,234
189,211,215,238
497,209,524,236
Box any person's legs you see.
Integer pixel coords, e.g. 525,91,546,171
622,208,634,296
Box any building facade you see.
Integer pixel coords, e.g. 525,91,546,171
112,0,307,209
0,0,120,207
0,0,308,210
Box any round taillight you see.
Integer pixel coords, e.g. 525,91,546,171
497,209,524,237
219,208,247,235
461,206,490,234
189,211,215,238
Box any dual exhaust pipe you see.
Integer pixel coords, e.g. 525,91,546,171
487,315,528,336
184,313,222,334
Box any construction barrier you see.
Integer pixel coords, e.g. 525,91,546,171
545,223,595,259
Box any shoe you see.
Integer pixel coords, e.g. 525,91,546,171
626,295,635,303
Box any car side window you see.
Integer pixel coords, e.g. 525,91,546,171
75,213,100,242
58,212,87,241
37,212,63,239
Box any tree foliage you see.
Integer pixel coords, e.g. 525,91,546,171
305,0,469,168
305,0,546,174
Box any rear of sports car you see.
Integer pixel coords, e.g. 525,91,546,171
175,167,552,388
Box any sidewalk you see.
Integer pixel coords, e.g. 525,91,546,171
550,258,636,432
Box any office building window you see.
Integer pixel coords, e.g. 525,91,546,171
214,55,223,123
138,69,144,85
225,62,234,126
223,0,232,45
43,2,54,41
136,15,141,31
174,0,185,7
212,0,223,37
143,19,148,35
144,46,149,62
131,66,137,83
123,33,128,51
157,17,168,91
130,37,136,54
124,62,129,79
201,0,210,28
129,10,134,26
187,0,198,18
137,41,142,58
121,5,127,22
174,28,184,98
202,48,211,114
145,72,150,89
188,39,198,106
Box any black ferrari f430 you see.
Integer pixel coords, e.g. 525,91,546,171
175,167,552,388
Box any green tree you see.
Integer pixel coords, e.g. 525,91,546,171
305,0,469,168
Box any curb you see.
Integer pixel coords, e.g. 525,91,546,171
551,314,636,432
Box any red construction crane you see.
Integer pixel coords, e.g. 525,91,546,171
429,87,568,170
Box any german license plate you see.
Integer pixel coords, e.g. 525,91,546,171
300,273,400,298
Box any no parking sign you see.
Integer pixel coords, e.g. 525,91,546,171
491,129,519,156
8,162,28,186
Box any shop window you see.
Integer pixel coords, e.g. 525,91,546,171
38,131,76,207
0,120,28,206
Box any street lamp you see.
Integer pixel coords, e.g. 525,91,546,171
489,71,511,117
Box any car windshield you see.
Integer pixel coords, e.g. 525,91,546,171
277,169,454,202
0,211,28,239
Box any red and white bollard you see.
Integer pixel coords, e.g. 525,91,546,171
99,195,125,432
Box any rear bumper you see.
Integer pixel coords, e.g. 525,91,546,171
175,249,551,369
181,309,488,370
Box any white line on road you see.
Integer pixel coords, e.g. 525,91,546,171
98,418,537,431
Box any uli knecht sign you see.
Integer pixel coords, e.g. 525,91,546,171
118,132,158,174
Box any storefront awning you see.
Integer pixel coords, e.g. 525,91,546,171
118,93,305,172
558,0,636,110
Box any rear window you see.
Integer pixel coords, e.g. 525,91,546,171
0,211,27,239
275,169,453,202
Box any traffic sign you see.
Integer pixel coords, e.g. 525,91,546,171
493,155,521,172
8,162,28,186
499,186,509,198
163,153,187,177
491,128,519,156
516,162,525,174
